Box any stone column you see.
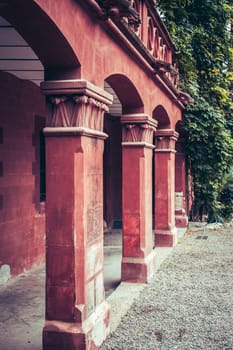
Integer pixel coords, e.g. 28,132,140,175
175,138,188,228
40,80,112,350
154,129,178,247
121,114,157,283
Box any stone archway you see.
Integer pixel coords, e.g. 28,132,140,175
0,0,80,76
103,73,144,235
0,3,81,349
103,81,123,296
106,74,144,114
104,74,157,283
175,121,188,227
0,0,83,282
153,104,171,129
103,80,122,234
0,1,188,349
103,73,147,292
152,105,179,247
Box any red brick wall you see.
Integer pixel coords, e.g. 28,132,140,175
0,72,46,281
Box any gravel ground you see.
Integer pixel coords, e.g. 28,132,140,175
100,225,233,350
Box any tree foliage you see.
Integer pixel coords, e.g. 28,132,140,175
158,0,233,221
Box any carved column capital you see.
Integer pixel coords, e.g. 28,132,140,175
121,114,157,147
40,79,113,138
154,129,179,153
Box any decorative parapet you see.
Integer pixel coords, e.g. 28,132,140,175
40,80,112,137
96,0,141,27
154,129,179,152
86,0,181,93
121,114,157,147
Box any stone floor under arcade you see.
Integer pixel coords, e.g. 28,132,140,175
0,229,186,350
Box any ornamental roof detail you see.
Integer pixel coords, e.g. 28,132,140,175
85,0,191,104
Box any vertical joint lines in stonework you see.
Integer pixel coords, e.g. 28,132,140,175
121,115,157,145
47,95,109,131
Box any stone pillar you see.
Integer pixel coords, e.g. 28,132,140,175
154,129,178,247
121,114,157,283
40,80,112,350
175,138,188,227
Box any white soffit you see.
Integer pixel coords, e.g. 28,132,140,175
0,16,44,85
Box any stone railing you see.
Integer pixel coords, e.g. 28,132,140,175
129,0,179,90
87,0,180,90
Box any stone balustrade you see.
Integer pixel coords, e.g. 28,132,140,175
94,0,179,90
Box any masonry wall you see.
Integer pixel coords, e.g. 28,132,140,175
0,71,46,283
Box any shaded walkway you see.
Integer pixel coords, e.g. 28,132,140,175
0,229,172,350
101,225,233,349
2,226,232,349
0,230,122,350
0,267,44,350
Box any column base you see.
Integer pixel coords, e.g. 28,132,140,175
121,250,156,283
155,228,178,247
43,301,110,350
175,214,188,228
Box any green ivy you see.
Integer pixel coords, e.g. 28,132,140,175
158,0,233,221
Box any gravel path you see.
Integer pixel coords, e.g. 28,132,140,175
100,226,233,350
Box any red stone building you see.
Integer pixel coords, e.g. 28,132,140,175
0,0,189,349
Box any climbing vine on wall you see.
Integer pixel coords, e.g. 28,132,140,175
158,0,233,221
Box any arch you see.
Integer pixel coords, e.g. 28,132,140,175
175,120,186,137
153,104,171,128
105,74,144,114
0,0,80,77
